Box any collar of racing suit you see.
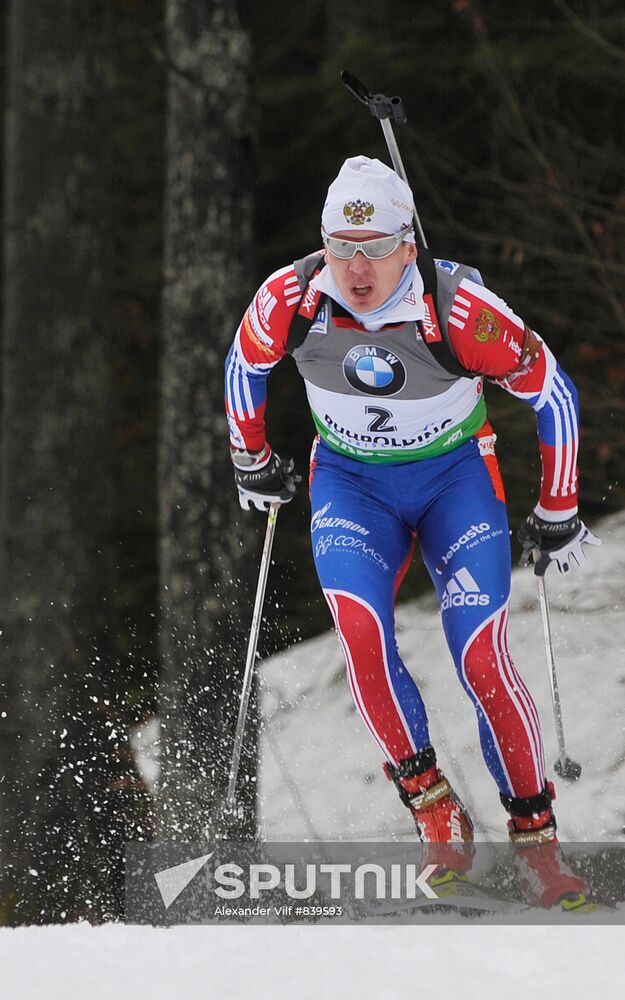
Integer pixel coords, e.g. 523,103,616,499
310,260,425,331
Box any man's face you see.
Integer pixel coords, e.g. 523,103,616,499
324,230,417,312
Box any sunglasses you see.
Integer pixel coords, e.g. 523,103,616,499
321,227,412,260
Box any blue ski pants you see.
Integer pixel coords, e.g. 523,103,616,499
309,434,546,799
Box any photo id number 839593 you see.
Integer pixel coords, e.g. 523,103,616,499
293,905,343,917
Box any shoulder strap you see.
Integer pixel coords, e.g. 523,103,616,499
286,253,327,355
287,248,477,378
416,249,475,379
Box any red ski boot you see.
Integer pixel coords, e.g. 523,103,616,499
501,783,590,909
384,748,474,875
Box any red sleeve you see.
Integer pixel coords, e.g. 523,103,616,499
224,264,301,451
446,278,529,377
240,263,301,365
447,278,580,518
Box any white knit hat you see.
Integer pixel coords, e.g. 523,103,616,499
322,155,415,240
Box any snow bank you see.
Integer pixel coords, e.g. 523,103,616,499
1,922,623,1000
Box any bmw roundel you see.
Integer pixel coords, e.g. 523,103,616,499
342,344,407,396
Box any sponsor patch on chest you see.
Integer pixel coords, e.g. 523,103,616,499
342,344,407,396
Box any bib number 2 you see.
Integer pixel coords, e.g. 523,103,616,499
365,406,397,433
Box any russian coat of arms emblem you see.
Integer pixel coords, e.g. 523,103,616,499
342,200,375,225
474,307,501,343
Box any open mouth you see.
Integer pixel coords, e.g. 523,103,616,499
352,284,372,298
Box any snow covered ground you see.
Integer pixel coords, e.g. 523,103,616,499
2,923,624,999
259,509,625,844
2,511,624,998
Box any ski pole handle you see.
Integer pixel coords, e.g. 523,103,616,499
340,69,429,249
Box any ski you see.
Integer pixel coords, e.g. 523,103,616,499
426,868,527,914
361,870,610,919
362,869,529,918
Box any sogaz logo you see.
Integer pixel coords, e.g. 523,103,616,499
342,345,406,396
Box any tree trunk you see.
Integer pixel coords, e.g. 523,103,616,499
0,0,149,925
158,0,257,840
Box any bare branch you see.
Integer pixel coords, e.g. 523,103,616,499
551,0,625,63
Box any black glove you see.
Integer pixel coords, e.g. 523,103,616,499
231,446,301,512
517,511,600,576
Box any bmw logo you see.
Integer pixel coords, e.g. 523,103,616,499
342,345,407,396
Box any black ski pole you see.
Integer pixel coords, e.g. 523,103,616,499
215,502,281,833
533,554,582,781
340,70,428,249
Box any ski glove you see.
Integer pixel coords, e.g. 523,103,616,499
231,446,301,512
517,511,601,576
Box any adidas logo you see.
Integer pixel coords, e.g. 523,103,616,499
441,567,490,611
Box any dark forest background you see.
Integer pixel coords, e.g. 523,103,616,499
0,0,623,923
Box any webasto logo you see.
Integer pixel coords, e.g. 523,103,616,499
436,523,491,575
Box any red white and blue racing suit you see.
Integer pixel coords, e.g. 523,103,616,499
225,253,579,800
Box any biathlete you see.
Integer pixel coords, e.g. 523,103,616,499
225,155,600,908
